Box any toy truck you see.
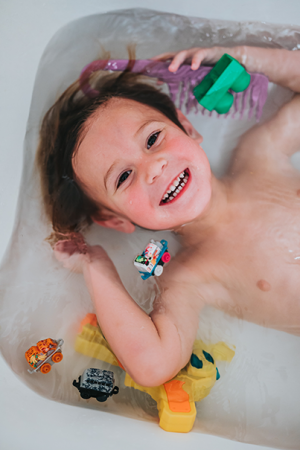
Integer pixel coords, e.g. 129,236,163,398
25,338,64,374
134,239,171,280
73,368,119,402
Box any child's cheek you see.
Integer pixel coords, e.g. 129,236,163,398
129,191,162,229
124,189,150,222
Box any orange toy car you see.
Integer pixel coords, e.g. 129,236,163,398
25,338,64,374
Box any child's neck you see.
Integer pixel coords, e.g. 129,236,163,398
173,175,230,246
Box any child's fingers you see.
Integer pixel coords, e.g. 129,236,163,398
53,244,71,263
190,49,208,70
152,48,211,72
54,238,87,256
168,50,190,72
53,240,87,272
152,50,194,71
168,48,208,72
151,52,177,61
54,240,74,255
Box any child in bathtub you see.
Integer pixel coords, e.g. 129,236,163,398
38,45,300,387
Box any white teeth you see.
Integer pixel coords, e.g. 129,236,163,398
162,171,189,203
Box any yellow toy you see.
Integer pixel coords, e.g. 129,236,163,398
75,314,235,433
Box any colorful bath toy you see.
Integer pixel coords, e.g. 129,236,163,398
134,239,171,280
73,368,119,402
25,338,64,374
193,53,251,114
74,314,235,433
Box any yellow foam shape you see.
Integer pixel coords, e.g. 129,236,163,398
75,314,235,433
124,373,196,433
178,374,216,403
75,323,119,366
178,340,235,402
159,397,196,433
194,340,235,362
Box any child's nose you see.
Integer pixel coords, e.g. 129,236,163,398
145,158,167,184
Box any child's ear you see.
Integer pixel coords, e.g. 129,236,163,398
176,109,203,144
92,211,135,234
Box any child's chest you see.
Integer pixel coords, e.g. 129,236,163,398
195,175,300,333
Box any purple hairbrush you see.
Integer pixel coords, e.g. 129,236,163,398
80,59,268,121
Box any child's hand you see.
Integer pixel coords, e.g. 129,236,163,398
155,47,300,94
54,233,114,276
54,233,88,273
152,47,226,72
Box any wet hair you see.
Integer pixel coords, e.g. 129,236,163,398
37,59,187,235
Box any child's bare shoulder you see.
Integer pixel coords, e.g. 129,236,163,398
229,94,300,177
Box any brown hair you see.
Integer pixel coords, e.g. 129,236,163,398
37,60,187,235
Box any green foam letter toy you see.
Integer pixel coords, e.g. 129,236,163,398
193,53,251,114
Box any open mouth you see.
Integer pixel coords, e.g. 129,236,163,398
160,169,190,205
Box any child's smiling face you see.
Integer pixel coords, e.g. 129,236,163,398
73,98,212,232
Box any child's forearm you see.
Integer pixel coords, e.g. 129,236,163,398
54,238,188,386
223,46,300,93
83,259,184,386
164,46,300,93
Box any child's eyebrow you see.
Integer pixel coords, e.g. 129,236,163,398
104,159,120,190
134,120,161,137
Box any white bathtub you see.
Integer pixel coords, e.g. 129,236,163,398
1,1,300,449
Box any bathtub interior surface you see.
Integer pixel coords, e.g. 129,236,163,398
1,3,300,450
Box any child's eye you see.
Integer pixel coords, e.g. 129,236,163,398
147,131,161,149
117,170,132,189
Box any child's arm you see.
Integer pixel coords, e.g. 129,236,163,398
154,46,300,92
54,238,200,387
228,48,300,165
155,47,300,164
